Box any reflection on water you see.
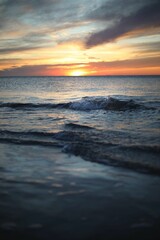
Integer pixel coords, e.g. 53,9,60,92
0,143,160,239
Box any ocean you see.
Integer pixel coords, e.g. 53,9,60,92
0,76,160,240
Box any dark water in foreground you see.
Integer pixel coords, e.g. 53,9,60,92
0,76,160,239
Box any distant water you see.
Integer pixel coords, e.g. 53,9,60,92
0,76,160,174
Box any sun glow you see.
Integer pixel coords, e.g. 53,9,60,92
69,69,87,76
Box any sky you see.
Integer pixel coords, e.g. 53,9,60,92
0,0,160,76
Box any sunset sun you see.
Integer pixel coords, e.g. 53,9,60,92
69,70,86,76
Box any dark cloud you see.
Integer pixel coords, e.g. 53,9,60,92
0,64,56,76
88,0,144,22
0,62,85,76
86,0,160,48
0,46,43,54
88,56,160,68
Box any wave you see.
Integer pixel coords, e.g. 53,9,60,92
63,141,160,175
0,102,67,109
1,129,159,153
65,123,94,130
0,130,55,138
1,129,159,175
0,137,61,148
123,144,160,154
0,96,154,111
67,97,142,111
0,130,61,147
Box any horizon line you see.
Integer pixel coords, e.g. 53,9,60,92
0,74,160,78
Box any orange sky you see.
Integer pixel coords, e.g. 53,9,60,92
0,0,160,76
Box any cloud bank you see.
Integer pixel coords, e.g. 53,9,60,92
0,0,159,75
86,0,160,48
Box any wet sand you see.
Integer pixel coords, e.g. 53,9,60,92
0,144,160,240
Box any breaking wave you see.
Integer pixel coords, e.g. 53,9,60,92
0,96,154,111
0,129,160,175
67,96,142,111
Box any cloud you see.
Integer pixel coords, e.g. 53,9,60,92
86,0,160,48
132,41,160,55
0,0,94,54
0,0,159,76
0,31,54,55
0,64,57,76
0,46,43,54
0,62,86,76
0,0,90,31
1,55,159,76
89,56,160,68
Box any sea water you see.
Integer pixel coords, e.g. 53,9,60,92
0,76,159,173
0,76,160,239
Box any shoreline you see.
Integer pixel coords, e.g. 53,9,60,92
0,143,160,239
